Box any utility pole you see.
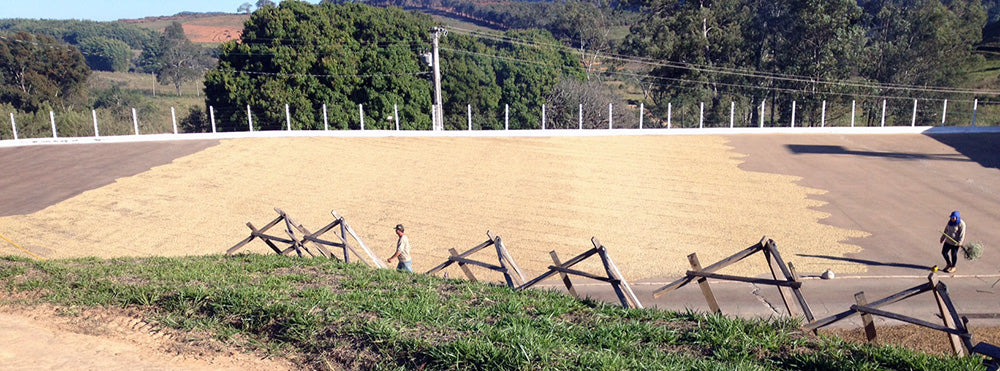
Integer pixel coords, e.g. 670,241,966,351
431,27,445,131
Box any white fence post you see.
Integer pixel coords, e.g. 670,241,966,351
699,102,704,129
323,104,329,131
285,104,292,131
578,104,583,129
92,109,99,137
880,99,886,127
210,106,216,133
729,101,735,128
941,99,948,126
972,98,978,127
467,104,472,130
247,105,253,132
667,102,672,129
50,111,57,138
608,103,613,129
542,104,546,130
851,100,856,127
394,104,399,130
132,108,139,135
359,104,365,131
10,113,17,140
171,107,178,134
639,103,644,129
821,100,826,127
431,105,436,130
504,104,509,130
791,101,796,128
759,100,765,128
911,99,918,127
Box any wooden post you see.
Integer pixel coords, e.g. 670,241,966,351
494,236,524,284
494,237,517,288
340,218,349,263
451,248,478,282
595,240,641,309
764,246,797,317
550,251,578,298
766,240,814,321
855,291,877,342
689,253,721,314
931,276,968,356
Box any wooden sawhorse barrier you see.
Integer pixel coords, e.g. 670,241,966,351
425,231,526,288
803,273,983,357
652,236,813,321
227,208,385,269
518,237,642,309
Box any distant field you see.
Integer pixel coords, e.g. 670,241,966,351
128,13,248,44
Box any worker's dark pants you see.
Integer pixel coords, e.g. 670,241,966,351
942,242,960,267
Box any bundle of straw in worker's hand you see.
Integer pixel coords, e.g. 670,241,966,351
962,241,985,261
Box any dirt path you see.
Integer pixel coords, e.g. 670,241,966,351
0,305,293,370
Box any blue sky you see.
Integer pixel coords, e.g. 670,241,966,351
3,0,320,22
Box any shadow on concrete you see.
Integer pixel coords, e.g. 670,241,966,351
786,144,971,162
796,253,932,271
923,132,1000,170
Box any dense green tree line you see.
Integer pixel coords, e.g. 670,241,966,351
0,19,159,72
623,0,987,127
0,32,89,112
205,1,582,131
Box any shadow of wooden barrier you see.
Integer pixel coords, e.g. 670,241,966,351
803,273,981,356
651,236,814,322
517,237,642,309
425,231,526,288
227,208,385,269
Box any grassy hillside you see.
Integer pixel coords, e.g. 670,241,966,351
0,254,984,370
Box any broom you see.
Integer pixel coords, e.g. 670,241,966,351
941,231,984,261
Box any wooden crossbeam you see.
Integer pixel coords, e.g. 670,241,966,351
689,253,720,314
450,255,504,271
450,248,478,281
855,292,877,342
653,237,766,298
850,304,972,337
593,238,641,309
765,240,813,321
493,234,525,285
227,215,285,254
549,265,616,283
425,239,494,275
804,282,932,331
518,247,599,290
277,208,332,258
331,210,384,268
684,270,803,288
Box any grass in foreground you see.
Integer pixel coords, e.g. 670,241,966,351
0,254,985,370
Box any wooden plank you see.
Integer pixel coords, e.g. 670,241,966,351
851,305,972,337
550,251,578,298
494,240,517,288
594,240,642,309
331,210,385,268
932,278,969,356
227,216,284,254
804,282,933,331
764,246,797,317
550,265,616,283
684,271,803,288
852,304,973,337
450,248,478,282
934,282,975,352
277,208,332,258
517,248,599,290
310,219,343,239
495,237,525,284
653,240,765,298
690,253,721,314
283,217,314,258
301,235,347,248
787,262,815,322
449,255,504,271
972,342,1000,358
425,239,494,275
855,292,877,342
245,222,283,254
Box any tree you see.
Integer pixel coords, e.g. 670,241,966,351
238,2,254,14
205,2,437,130
256,0,277,8
0,32,90,112
77,36,131,72
155,22,207,95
